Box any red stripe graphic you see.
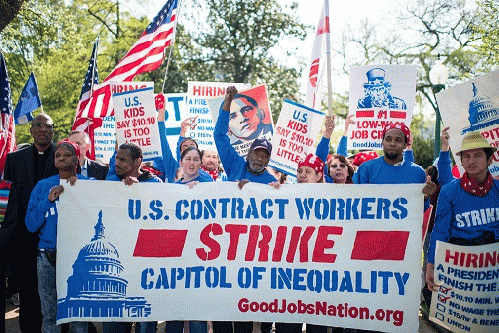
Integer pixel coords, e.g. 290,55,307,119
350,231,409,260
133,229,188,257
390,111,406,119
356,110,374,118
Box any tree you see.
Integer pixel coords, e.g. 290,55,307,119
472,0,499,71
328,0,479,159
0,0,25,32
183,0,310,119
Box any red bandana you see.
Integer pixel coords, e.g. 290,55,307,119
202,166,219,181
460,172,494,197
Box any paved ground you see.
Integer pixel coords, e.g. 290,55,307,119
5,302,440,333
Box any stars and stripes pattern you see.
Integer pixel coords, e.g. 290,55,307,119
0,53,16,175
105,0,178,82
72,0,179,157
72,39,102,159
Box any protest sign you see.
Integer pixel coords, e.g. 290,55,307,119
429,241,499,333
436,70,499,177
93,116,116,164
57,181,423,332
113,86,162,161
187,82,249,152
268,99,325,177
94,83,154,164
348,65,417,150
159,93,189,157
206,84,274,157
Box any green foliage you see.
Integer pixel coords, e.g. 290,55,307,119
472,0,499,71
184,0,310,117
2,0,310,145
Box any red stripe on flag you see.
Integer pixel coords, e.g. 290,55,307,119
350,231,409,261
133,229,188,257
390,111,406,119
356,110,374,118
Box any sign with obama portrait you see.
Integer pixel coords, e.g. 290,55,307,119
207,84,274,157
56,181,424,332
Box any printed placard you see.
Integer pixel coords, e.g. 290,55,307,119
429,241,499,333
268,99,325,177
187,82,249,151
113,87,162,160
207,84,274,157
57,181,423,332
94,82,154,164
436,70,499,177
159,93,189,157
348,65,417,150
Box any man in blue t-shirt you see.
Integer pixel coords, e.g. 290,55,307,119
214,86,276,188
354,122,436,202
426,131,499,291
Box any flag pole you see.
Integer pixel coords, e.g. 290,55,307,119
161,0,183,93
325,0,333,117
31,72,44,114
90,36,100,95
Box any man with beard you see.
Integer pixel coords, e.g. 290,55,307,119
200,150,227,181
214,86,276,186
354,123,436,202
1,113,59,332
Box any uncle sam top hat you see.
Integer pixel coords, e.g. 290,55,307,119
363,68,389,88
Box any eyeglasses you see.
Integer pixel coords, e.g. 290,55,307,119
330,163,346,169
32,123,54,130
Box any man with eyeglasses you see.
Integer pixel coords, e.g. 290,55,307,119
1,113,58,332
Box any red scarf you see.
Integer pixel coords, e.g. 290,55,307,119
202,166,219,181
460,171,494,197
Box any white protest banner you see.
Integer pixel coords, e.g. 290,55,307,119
94,82,154,164
113,86,162,161
187,82,249,152
57,181,423,332
348,65,417,150
429,241,499,332
436,70,499,177
268,99,325,177
206,84,274,157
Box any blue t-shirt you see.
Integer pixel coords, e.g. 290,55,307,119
214,106,276,184
427,178,499,263
354,156,426,184
175,171,214,184
25,174,91,250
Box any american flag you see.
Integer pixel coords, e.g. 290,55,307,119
0,53,16,175
72,0,179,141
72,39,102,159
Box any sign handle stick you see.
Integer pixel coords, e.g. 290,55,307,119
325,0,333,118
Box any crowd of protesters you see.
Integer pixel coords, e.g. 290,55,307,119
0,85,497,333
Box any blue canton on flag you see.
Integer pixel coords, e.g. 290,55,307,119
144,0,178,35
79,40,100,101
14,72,41,124
0,54,13,116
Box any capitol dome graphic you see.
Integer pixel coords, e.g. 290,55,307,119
462,83,499,134
58,211,151,320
